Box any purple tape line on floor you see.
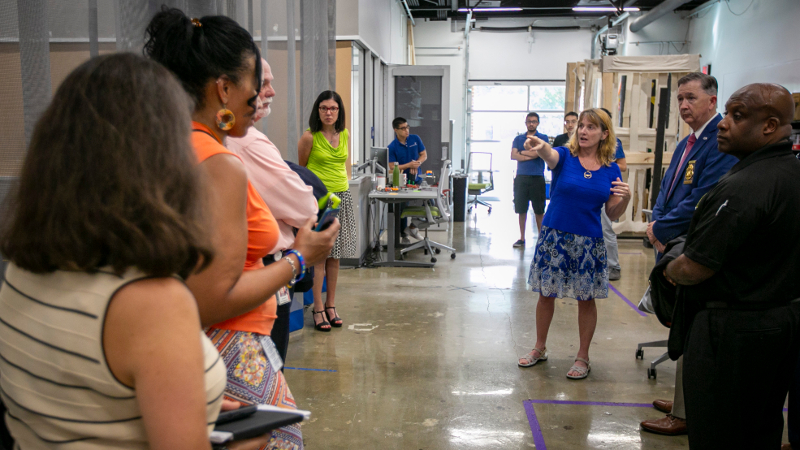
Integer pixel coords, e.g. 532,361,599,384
609,284,648,317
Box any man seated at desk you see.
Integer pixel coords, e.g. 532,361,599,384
388,117,427,244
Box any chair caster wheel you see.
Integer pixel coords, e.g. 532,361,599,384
647,368,657,379
468,207,473,212
431,257,437,263
399,253,405,260
488,208,492,213
636,349,644,360
450,253,456,259
423,249,428,255
434,248,441,254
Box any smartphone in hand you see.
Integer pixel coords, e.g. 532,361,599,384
315,207,340,231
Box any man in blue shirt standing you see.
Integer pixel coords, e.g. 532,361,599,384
388,117,427,242
511,112,549,248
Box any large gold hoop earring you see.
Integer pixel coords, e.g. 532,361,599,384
216,105,235,131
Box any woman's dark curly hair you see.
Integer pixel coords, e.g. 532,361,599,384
0,53,213,278
143,6,261,112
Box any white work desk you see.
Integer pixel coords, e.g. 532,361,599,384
368,188,438,268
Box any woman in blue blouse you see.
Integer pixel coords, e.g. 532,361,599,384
517,109,631,380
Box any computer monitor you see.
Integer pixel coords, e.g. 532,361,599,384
370,147,388,174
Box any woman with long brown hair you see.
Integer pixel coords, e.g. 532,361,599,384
0,53,224,449
517,108,631,380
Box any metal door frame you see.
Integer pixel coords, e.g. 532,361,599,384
386,65,451,159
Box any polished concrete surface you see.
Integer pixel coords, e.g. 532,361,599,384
284,201,775,448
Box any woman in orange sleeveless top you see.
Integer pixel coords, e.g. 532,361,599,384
145,8,339,450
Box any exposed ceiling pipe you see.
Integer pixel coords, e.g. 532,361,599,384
683,0,720,18
400,0,416,26
629,0,692,32
590,11,629,59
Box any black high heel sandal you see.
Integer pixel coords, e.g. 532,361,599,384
312,310,331,332
325,306,343,328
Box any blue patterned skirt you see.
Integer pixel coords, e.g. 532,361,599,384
528,225,609,301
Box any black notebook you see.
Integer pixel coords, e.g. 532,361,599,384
210,406,308,444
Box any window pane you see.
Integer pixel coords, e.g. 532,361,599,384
470,112,530,141
528,86,566,111
471,85,528,111
536,113,566,138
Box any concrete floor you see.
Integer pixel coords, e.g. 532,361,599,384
285,200,692,449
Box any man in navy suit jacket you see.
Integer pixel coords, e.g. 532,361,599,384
640,73,737,436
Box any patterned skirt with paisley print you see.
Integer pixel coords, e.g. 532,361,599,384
205,329,303,450
528,225,609,301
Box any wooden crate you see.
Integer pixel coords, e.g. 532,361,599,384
563,55,701,234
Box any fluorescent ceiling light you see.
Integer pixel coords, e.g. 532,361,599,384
572,6,640,12
457,7,523,12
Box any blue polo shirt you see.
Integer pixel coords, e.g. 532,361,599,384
388,134,426,182
614,138,625,160
512,131,549,176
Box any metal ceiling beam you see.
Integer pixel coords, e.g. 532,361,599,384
629,0,692,32
400,0,416,26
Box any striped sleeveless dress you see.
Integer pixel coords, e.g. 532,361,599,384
0,264,226,449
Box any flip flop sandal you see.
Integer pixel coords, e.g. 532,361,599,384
566,357,591,380
312,310,331,332
518,347,547,367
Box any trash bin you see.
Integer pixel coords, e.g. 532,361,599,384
452,174,468,222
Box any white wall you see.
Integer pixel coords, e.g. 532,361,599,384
686,0,800,105
467,19,594,80
621,12,691,57
414,20,467,166
357,0,408,64
414,17,593,166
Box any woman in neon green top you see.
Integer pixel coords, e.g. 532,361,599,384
299,90,356,332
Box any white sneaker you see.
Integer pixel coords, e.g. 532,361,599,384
401,236,411,245
407,226,422,240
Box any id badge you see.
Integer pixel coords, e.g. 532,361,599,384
259,335,283,372
277,286,291,306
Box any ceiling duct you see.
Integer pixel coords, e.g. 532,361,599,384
629,0,693,32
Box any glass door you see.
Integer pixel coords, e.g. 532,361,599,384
387,65,451,180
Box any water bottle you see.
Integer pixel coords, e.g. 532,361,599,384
393,163,400,187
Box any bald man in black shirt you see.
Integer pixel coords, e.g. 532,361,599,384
665,83,800,449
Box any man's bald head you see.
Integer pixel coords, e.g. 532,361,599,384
733,83,794,126
717,83,796,159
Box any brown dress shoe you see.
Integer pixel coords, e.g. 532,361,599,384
640,414,687,435
653,399,673,414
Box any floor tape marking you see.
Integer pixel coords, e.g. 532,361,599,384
609,284,648,317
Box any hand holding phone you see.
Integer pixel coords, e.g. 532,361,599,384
293,217,340,268
315,207,340,231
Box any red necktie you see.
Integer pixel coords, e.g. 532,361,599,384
668,133,697,198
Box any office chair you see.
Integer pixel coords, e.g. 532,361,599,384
466,151,494,213
635,208,669,379
399,161,456,263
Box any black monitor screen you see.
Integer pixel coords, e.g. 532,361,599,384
370,147,388,174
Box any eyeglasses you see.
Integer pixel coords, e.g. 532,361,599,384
526,120,539,124
396,126,410,131
319,106,339,114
